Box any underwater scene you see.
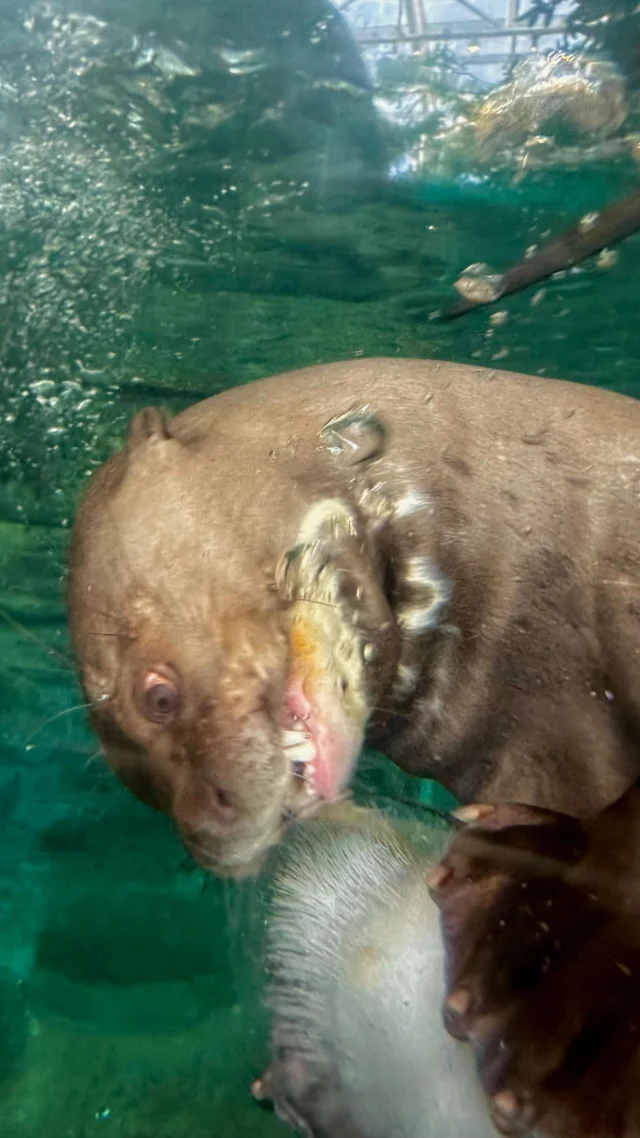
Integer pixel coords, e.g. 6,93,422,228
1,0,640,1134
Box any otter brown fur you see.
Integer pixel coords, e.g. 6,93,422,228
429,787,640,1137
67,356,640,877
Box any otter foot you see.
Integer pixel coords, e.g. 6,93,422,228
428,790,640,1138
251,1060,317,1135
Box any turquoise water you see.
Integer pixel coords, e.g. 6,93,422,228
1,0,639,1134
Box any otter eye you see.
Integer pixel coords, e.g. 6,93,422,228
141,670,181,724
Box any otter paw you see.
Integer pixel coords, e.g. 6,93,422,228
428,792,640,1138
250,1058,318,1134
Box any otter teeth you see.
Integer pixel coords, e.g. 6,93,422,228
284,737,316,764
282,728,309,747
282,728,317,787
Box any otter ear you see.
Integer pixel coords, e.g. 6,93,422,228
126,407,174,455
126,407,170,446
126,407,172,451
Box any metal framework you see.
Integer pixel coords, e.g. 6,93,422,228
340,0,577,83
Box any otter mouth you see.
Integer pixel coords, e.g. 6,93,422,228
282,720,318,792
281,686,322,802
178,698,361,880
280,682,362,808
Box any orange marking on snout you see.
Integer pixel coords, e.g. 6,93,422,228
290,614,322,688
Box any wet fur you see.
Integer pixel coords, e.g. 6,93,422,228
260,803,500,1138
68,357,640,873
428,789,640,1137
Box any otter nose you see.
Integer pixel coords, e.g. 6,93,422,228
176,777,240,833
201,782,238,825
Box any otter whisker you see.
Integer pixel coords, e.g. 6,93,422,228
368,703,423,727
78,603,128,630
356,789,454,825
0,604,73,670
83,630,130,639
295,598,341,611
179,837,212,865
83,749,104,772
23,700,94,748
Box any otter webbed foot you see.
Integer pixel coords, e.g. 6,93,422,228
429,791,640,1138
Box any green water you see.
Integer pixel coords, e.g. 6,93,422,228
1,0,639,1134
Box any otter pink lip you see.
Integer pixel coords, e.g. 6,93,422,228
283,687,312,728
283,687,348,802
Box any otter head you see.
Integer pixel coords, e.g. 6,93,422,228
67,405,400,877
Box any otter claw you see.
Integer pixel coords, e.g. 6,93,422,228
251,1077,267,1101
443,988,472,1040
446,988,472,1016
450,803,496,824
490,1089,531,1135
425,864,453,890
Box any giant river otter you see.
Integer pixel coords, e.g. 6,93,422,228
68,356,640,1136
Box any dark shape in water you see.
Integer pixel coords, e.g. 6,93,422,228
441,189,640,320
48,0,385,190
28,889,237,1033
